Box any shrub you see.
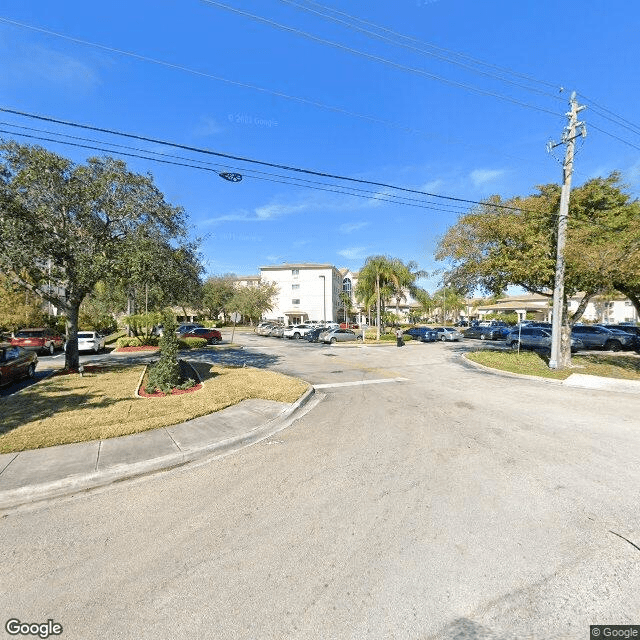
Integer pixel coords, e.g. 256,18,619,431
179,337,208,349
116,336,159,348
145,313,181,394
403,334,412,342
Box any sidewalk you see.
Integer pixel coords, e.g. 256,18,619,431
0,387,315,511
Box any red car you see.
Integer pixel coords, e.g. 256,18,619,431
180,327,222,344
339,322,360,329
0,345,38,387
11,328,65,355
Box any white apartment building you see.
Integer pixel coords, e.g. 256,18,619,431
259,263,342,325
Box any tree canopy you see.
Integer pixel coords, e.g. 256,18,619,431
0,141,201,368
435,172,640,366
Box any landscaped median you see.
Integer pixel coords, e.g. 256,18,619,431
0,362,309,454
464,350,640,381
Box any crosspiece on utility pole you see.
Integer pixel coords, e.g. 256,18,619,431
547,91,586,369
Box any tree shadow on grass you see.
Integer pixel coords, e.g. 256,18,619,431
0,370,124,438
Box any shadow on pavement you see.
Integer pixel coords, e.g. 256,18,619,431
182,346,281,370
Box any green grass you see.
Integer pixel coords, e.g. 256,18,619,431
0,363,309,453
466,349,640,381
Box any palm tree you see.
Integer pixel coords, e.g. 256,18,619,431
355,255,394,340
387,259,427,320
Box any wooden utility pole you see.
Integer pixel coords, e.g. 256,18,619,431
548,91,586,369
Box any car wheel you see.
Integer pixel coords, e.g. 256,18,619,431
356,335,362,341
27,363,36,379
605,339,621,352
480,334,487,340
440,335,447,342
293,333,301,340
48,342,55,355
330,337,336,344
509,341,520,350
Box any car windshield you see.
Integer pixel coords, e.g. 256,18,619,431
15,330,44,338
78,333,94,338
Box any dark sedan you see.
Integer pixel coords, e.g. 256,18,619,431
463,325,510,341
403,327,437,342
306,326,330,342
0,346,38,387
180,327,222,344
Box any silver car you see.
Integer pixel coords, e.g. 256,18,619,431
432,327,463,342
320,328,362,344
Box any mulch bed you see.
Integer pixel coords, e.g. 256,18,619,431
137,359,203,397
114,346,159,352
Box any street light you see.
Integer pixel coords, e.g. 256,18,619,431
319,275,326,323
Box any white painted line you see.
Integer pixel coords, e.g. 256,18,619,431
314,377,409,389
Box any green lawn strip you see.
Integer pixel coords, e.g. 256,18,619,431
465,350,640,381
0,362,309,454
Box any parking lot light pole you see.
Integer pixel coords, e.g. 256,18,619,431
319,275,326,323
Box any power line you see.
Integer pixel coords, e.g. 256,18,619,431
578,93,640,137
296,0,562,91
0,15,546,168
588,122,640,152
0,106,532,212
278,0,564,101
201,0,560,117
0,121,472,214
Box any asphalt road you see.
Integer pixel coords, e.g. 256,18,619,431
1,334,639,639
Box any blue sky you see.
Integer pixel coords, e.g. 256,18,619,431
1,0,639,292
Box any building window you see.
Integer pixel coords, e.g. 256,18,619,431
292,299,300,305
292,269,299,276
292,284,300,290
343,277,352,295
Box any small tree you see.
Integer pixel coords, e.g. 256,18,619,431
145,313,182,394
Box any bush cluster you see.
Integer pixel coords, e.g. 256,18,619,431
116,336,159,348
178,337,208,349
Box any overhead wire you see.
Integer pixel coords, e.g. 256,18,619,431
0,120,474,214
278,0,564,101
0,16,547,168
0,106,534,213
200,0,560,117
294,0,562,91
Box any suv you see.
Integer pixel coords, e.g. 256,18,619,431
11,328,64,355
403,327,437,342
506,326,583,353
571,325,635,351
283,324,315,340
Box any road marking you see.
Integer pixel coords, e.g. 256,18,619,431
314,377,409,389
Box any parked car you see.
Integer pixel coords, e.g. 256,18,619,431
463,325,510,341
339,322,360,329
176,323,204,336
321,328,362,344
506,326,583,353
403,327,437,342
64,331,106,353
268,325,285,338
455,320,469,327
180,327,222,344
11,328,64,355
305,326,330,342
570,325,635,351
0,345,38,387
432,327,463,341
284,324,315,340
597,324,640,351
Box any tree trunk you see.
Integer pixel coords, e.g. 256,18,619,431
558,294,572,369
376,274,381,341
65,301,81,370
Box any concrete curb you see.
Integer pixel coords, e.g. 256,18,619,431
0,386,315,512
460,352,640,393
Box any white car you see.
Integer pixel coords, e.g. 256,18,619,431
283,324,315,340
65,331,106,353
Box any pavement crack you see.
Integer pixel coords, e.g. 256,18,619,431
609,530,640,552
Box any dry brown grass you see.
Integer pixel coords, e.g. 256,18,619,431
0,362,309,453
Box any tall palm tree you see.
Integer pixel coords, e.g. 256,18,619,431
387,258,428,320
355,255,394,340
